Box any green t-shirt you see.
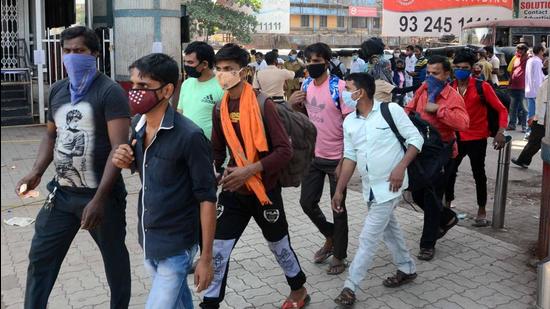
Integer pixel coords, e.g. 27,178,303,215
177,77,224,139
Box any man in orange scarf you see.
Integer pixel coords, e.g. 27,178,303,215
200,44,309,309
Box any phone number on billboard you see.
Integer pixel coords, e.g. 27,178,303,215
398,16,498,33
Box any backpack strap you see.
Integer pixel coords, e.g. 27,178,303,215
380,102,407,152
475,78,486,106
328,75,341,110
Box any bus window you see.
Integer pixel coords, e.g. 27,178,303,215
495,28,509,47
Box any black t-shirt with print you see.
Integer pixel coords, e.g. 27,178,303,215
47,73,130,194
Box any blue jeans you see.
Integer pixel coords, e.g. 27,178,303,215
145,245,198,309
526,97,536,119
344,196,416,292
508,89,527,129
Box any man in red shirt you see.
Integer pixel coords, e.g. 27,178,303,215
507,44,529,132
445,49,508,227
405,55,470,261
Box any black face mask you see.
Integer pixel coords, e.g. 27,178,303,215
307,63,326,79
184,64,202,78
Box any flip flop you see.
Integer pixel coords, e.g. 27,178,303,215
327,261,347,275
314,247,333,264
281,294,310,309
437,215,458,239
472,218,491,227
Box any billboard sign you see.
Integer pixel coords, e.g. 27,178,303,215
518,0,550,19
254,0,290,34
382,0,513,37
349,6,378,17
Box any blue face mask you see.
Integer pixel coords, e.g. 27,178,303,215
342,90,360,108
63,53,97,104
352,55,359,61
453,68,471,80
289,55,297,61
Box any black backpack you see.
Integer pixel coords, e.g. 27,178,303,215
215,93,317,188
474,79,507,137
329,60,345,79
380,103,453,192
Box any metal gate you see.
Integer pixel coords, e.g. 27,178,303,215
42,27,115,85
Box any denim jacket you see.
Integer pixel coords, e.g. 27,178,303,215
132,106,217,259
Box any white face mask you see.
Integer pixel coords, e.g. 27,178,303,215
342,89,360,108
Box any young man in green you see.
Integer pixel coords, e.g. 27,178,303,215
178,41,224,139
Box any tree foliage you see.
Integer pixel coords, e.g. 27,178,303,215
187,0,261,43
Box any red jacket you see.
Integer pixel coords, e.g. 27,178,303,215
405,83,470,158
451,78,508,141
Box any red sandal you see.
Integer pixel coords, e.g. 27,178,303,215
281,294,311,309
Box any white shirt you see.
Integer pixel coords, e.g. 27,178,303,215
489,55,500,85
405,55,417,85
525,56,544,98
350,58,367,73
249,60,268,71
343,101,424,203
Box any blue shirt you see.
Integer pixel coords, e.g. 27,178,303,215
132,106,217,259
343,101,423,203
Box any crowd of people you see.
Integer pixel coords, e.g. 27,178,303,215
15,25,549,309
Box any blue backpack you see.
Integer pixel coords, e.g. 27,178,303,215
301,75,341,110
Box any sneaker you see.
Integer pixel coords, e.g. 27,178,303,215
506,125,516,131
511,158,528,168
524,132,530,140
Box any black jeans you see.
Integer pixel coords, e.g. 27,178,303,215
200,187,306,309
24,182,131,309
412,160,457,249
299,157,348,260
446,139,488,208
517,122,546,165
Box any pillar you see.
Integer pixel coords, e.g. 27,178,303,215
113,0,181,81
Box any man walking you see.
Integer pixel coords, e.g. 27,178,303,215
114,53,217,308
445,49,508,227
201,43,309,309
484,46,501,86
408,45,428,89
288,42,354,275
525,44,546,137
178,41,224,139
253,51,295,101
17,26,131,309
332,73,423,307
512,76,548,168
405,55,470,261
350,50,367,74
507,43,529,132
283,49,305,99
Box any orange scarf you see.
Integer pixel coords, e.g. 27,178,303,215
220,82,272,205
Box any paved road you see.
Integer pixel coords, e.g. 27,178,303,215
1,126,541,308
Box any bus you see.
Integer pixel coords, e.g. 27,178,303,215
460,19,550,59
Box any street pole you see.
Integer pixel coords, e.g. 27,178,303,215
492,135,513,229
34,0,45,124
537,82,550,260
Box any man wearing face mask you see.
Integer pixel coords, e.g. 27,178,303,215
445,49,508,227
332,73,423,307
177,41,224,140
17,26,132,309
405,55,470,261
408,45,428,89
288,42,354,276
350,51,367,73
202,43,309,309
113,53,217,308
284,49,305,99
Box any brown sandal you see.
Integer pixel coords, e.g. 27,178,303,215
382,270,417,288
314,246,333,264
327,261,347,275
334,287,355,307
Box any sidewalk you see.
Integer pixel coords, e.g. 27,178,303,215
1,126,539,309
